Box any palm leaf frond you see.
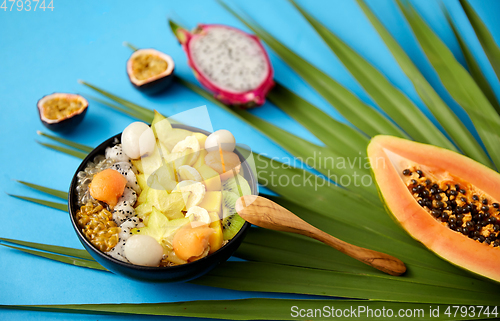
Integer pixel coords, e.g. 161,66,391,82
356,0,493,168
0,237,94,260
37,142,88,159
16,180,68,200
0,243,106,271
4,299,491,321
290,0,457,151
268,83,369,154
78,80,154,122
37,131,93,153
7,194,68,212
397,0,500,170
443,7,500,113
85,94,148,122
459,0,500,79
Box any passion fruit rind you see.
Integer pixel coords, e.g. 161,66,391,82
37,93,88,132
126,48,175,95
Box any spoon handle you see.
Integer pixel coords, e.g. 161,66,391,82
305,226,407,276
236,195,406,276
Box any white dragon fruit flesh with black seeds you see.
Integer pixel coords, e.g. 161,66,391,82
113,202,135,225
111,162,141,193
105,145,130,163
172,22,274,107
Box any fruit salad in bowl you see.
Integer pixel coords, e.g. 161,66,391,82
69,111,257,281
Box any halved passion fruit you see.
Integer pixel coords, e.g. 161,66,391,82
127,49,175,94
37,93,88,132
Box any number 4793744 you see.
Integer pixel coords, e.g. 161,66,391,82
1,0,54,11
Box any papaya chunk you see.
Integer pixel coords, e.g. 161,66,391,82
368,135,500,283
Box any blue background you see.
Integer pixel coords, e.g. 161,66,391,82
1,0,499,320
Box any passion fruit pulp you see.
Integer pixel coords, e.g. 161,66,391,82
37,93,88,132
126,48,175,95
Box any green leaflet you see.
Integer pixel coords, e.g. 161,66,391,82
37,131,93,153
0,238,94,261
459,0,500,80
16,180,68,200
290,0,456,152
123,41,139,52
7,194,68,212
397,1,500,170
444,8,500,114
214,3,408,139
78,80,155,122
85,94,149,122
196,262,500,305
268,82,369,156
234,109,378,201
356,0,493,169
3,299,495,320
0,243,105,271
37,142,88,159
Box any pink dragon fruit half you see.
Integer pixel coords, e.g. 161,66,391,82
170,21,275,108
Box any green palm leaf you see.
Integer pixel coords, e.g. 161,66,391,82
234,109,377,200
397,1,500,170
37,142,88,159
290,0,456,152
37,131,94,153
459,0,500,79
0,237,94,260
79,80,154,122
7,194,68,212
356,0,493,168
0,243,105,271
3,299,492,320
268,82,369,156
85,94,149,122
16,180,68,200
196,262,500,305
187,10,406,139
444,8,500,113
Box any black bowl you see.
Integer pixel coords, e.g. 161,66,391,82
69,124,256,282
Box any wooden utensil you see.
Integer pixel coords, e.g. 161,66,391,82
235,195,407,276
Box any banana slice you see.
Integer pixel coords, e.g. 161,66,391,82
167,135,200,167
172,135,200,154
186,206,211,227
173,180,206,210
177,165,202,182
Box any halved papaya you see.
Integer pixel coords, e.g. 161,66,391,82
368,135,500,283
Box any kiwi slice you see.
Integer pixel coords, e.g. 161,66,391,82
222,174,251,196
221,191,246,240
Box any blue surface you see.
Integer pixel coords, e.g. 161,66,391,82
1,0,500,320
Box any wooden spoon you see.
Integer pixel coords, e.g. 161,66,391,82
235,195,407,276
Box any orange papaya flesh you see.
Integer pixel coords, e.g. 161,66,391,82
368,135,500,283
